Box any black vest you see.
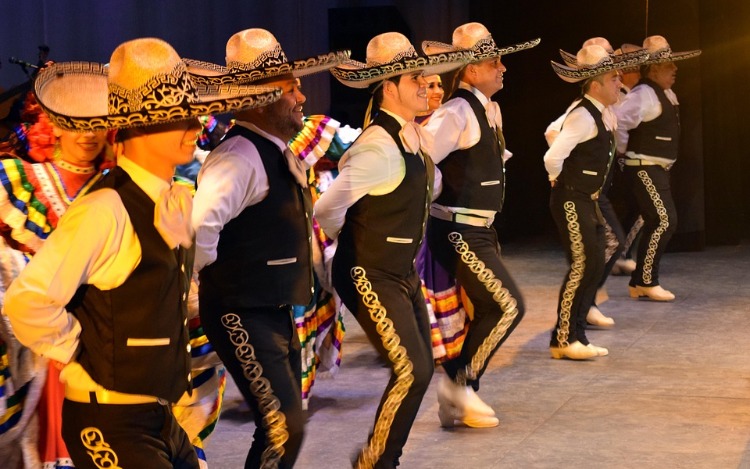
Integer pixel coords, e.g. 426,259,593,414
558,98,615,195
434,88,505,211
335,112,434,277
627,78,680,160
199,126,313,309
69,167,192,403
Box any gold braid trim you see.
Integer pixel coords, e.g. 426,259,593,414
447,232,519,385
80,427,123,469
221,313,288,468
350,267,415,469
623,216,644,253
603,219,619,263
556,202,586,347
636,170,670,284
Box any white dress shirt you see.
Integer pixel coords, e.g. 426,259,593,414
314,109,439,240
422,82,511,219
614,84,679,165
543,94,616,182
4,156,175,390
192,121,298,272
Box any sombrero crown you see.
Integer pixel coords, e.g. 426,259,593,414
331,32,473,89
559,37,645,68
34,37,282,132
551,44,649,83
187,28,350,86
422,22,540,61
641,35,701,64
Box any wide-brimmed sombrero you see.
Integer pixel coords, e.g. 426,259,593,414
330,32,473,89
551,44,649,83
421,22,540,61
640,35,701,65
614,43,647,72
186,28,351,87
558,37,645,67
33,37,282,132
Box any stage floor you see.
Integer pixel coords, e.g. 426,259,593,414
207,239,750,469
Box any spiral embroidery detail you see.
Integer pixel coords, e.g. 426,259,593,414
350,266,414,469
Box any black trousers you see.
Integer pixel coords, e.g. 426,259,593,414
333,261,433,469
199,304,305,469
549,187,606,346
427,218,525,390
62,398,198,469
625,165,677,287
608,164,642,258
597,192,626,291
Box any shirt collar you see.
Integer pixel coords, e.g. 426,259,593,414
235,120,289,153
117,156,170,204
458,81,492,108
380,108,408,127
583,94,607,113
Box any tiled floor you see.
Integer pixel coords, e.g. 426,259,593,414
207,240,750,469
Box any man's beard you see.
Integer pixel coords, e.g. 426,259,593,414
266,102,303,140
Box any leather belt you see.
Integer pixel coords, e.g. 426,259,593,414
430,207,494,228
623,158,663,167
65,386,167,405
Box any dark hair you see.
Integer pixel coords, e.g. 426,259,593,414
369,75,401,107
446,65,468,98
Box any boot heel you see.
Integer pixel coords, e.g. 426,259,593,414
438,404,456,428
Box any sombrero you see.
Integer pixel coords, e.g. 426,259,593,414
614,43,646,72
640,35,701,65
421,22,540,61
187,28,351,86
551,44,649,83
330,32,473,89
559,37,645,68
34,38,282,132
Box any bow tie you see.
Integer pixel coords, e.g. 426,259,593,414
283,147,309,187
485,101,502,129
400,121,429,154
154,183,194,249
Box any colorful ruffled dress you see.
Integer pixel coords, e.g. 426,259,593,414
0,155,104,469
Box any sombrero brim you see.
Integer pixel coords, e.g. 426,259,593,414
551,50,650,83
422,37,540,61
186,50,351,87
643,48,702,65
330,50,473,89
559,47,648,67
34,61,282,132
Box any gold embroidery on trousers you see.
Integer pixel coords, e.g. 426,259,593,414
556,201,585,347
447,232,519,384
350,266,414,469
80,427,123,469
603,219,619,263
623,216,644,253
637,171,670,284
221,313,288,468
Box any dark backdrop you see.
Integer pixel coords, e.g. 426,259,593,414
2,0,748,245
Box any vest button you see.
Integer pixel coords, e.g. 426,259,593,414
186,344,192,353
